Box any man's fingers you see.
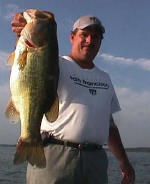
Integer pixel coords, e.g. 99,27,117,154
11,16,26,26
11,27,24,34
11,13,26,25
11,13,27,35
120,161,135,184
121,172,135,184
11,21,26,27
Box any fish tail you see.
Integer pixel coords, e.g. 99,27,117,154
14,138,46,168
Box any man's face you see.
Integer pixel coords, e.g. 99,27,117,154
70,27,102,62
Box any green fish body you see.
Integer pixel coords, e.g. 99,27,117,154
5,9,59,168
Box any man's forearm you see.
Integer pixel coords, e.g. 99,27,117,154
108,123,129,164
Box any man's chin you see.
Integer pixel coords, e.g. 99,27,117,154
81,55,94,62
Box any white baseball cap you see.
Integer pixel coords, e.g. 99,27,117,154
72,15,105,33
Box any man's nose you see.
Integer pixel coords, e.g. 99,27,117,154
86,35,93,43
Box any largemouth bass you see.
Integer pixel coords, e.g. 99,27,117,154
5,9,59,168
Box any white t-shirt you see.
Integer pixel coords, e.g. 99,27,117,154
41,56,121,145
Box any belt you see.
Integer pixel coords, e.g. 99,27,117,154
42,132,102,151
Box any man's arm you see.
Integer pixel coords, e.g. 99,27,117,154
108,115,135,184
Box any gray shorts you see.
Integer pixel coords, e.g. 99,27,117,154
26,144,108,184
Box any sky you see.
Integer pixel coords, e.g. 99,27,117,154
0,0,150,147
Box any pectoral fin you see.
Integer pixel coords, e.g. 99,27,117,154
5,99,20,123
7,52,15,66
17,51,27,71
45,94,59,122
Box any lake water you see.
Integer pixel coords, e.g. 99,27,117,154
0,145,150,184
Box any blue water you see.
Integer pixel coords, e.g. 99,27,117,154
0,145,150,184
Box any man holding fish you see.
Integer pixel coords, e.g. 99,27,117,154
10,9,135,184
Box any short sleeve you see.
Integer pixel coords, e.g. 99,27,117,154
110,86,121,114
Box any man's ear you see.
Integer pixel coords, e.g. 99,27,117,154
70,33,74,44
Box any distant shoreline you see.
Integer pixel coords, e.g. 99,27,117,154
0,144,150,152
0,144,16,147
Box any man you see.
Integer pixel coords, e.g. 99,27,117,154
11,12,135,184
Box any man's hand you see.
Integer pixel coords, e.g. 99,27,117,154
11,13,27,36
120,161,135,184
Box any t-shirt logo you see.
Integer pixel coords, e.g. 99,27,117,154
89,89,97,95
69,75,109,96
